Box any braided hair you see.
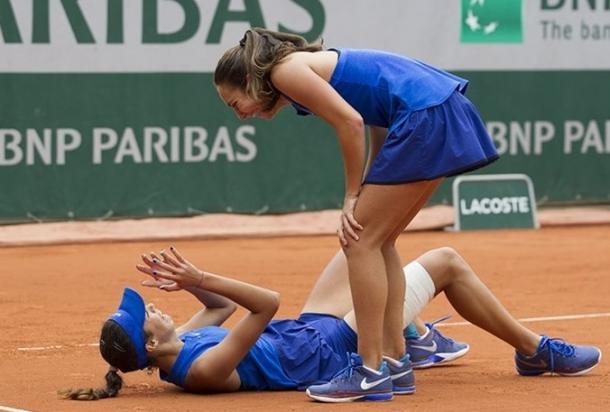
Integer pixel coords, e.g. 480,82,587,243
58,320,146,401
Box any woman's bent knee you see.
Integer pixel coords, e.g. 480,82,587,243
342,234,383,258
416,247,463,289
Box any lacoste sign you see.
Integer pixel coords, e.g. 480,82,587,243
453,174,539,231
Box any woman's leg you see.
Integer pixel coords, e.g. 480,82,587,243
376,178,442,359
301,179,438,319
344,179,441,368
344,247,539,354
345,247,598,375
421,248,601,376
411,317,427,335
417,247,540,355
300,250,354,318
379,179,441,358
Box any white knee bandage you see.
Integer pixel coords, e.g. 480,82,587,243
403,261,436,325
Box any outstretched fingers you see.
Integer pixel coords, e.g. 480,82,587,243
141,278,181,292
137,246,203,289
151,268,179,282
139,253,165,280
136,263,155,276
152,256,184,274
169,246,188,264
160,249,180,267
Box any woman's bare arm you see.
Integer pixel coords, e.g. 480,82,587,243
147,248,280,392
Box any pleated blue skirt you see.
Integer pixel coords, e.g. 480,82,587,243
364,90,499,184
264,313,357,390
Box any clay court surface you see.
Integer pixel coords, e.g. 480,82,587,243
1,225,609,411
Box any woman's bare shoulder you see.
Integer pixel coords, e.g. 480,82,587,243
274,50,338,82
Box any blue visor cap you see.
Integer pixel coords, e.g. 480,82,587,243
109,288,148,370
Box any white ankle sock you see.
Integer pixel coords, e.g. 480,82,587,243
383,356,404,367
418,326,431,340
363,364,384,374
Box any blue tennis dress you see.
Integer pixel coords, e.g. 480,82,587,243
160,313,357,391
290,48,499,184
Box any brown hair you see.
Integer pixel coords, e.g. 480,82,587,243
58,320,149,401
214,28,323,111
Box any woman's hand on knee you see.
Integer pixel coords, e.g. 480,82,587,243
339,194,363,246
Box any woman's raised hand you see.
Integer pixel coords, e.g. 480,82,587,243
136,247,204,291
136,251,180,291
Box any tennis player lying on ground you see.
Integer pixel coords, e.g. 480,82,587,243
60,247,601,402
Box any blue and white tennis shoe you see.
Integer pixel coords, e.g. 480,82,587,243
406,316,470,368
306,353,393,403
515,335,601,376
384,354,415,395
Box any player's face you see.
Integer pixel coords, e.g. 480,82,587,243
216,84,279,120
143,303,175,338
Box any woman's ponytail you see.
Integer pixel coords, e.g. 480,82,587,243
59,320,144,401
58,366,123,401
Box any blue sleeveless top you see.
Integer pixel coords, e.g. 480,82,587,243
159,326,296,390
288,48,498,184
159,315,357,391
291,48,468,128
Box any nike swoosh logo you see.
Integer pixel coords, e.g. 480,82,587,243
410,341,437,352
518,358,547,369
390,369,413,380
360,376,390,390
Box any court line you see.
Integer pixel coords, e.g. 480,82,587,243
17,343,98,352
439,312,610,327
14,312,610,352
0,405,33,412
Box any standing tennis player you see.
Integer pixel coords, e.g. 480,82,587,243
214,28,499,401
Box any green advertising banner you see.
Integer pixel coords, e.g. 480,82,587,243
0,73,344,221
1,0,609,222
440,70,610,207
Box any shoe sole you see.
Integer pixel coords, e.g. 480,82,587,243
412,345,470,369
306,389,394,403
517,349,602,377
393,386,416,395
